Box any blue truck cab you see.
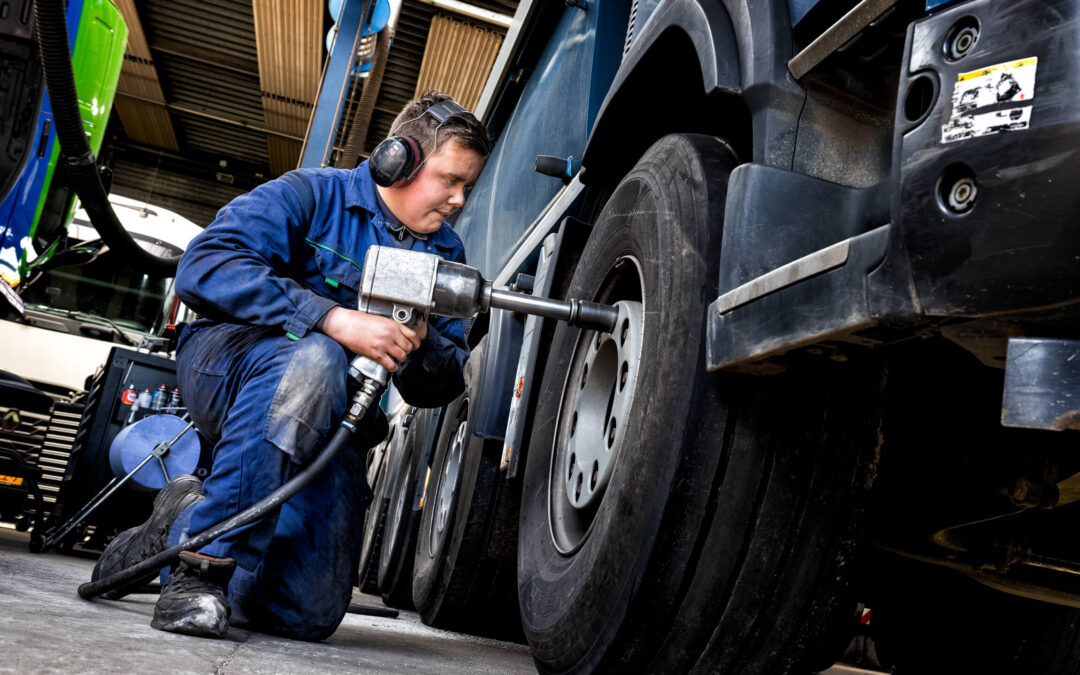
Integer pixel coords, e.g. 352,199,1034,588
361,1,1080,671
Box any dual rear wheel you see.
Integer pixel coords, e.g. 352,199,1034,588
518,134,885,673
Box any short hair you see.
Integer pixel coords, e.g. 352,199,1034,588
389,90,492,159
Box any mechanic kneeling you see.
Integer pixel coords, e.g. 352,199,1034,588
90,90,490,640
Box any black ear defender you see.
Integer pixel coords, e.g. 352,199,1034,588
368,99,471,187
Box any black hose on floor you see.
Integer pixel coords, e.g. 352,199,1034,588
77,425,355,599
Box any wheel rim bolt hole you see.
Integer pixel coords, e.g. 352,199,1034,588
591,461,598,490
568,452,575,481
607,417,616,447
570,411,577,437
575,472,583,499
619,362,628,391
620,319,629,346
580,364,588,389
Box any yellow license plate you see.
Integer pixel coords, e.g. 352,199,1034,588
0,474,24,486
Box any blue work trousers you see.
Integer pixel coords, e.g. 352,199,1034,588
168,323,375,641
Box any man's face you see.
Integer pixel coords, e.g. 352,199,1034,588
390,138,485,234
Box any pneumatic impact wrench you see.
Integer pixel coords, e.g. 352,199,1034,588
342,245,619,429
79,245,617,600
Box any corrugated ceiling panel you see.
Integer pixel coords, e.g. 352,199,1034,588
112,0,179,154
142,0,258,64
415,15,503,111
117,60,166,101
263,98,312,137
112,0,151,59
267,136,303,176
253,0,322,174
253,0,322,104
113,98,180,151
159,59,264,124
174,116,268,165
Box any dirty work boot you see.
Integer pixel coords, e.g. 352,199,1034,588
151,551,235,638
90,474,204,600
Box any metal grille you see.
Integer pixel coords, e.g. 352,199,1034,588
36,403,82,508
0,410,49,467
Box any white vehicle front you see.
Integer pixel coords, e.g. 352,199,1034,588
0,195,202,393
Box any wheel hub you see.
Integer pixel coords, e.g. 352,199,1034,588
560,300,643,510
435,418,468,536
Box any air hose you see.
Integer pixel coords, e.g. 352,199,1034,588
33,0,181,276
77,424,356,599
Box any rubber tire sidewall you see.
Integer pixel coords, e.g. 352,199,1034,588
411,336,501,627
518,134,738,673
377,408,427,609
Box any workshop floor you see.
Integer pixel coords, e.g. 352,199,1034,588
0,526,534,674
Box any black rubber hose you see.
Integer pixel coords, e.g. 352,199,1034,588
33,0,181,277
77,425,355,599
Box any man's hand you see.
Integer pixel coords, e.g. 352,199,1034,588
323,306,422,372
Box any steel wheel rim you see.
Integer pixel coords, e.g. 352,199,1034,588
430,401,468,554
548,256,644,555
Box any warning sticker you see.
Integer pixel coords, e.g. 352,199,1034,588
942,106,1032,143
942,57,1037,144
953,57,1038,114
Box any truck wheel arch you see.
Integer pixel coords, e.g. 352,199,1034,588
582,0,745,190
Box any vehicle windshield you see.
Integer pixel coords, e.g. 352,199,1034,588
20,251,175,335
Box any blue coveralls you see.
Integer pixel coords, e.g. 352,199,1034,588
167,162,468,641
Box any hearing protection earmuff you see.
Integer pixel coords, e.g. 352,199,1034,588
368,99,470,187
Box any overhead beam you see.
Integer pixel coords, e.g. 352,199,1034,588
414,0,513,28
301,0,374,168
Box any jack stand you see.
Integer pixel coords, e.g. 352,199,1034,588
29,420,194,553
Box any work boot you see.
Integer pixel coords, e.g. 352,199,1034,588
90,474,204,600
151,551,235,638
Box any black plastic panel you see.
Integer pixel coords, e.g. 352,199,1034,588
717,162,889,294
893,0,1080,321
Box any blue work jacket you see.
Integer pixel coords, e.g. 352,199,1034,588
175,161,468,407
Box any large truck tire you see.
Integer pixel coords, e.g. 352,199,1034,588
357,441,391,595
517,134,885,674
873,556,1080,674
377,410,427,609
412,337,521,637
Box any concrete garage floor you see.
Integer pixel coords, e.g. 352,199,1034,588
0,526,880,674
0,527,534,674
